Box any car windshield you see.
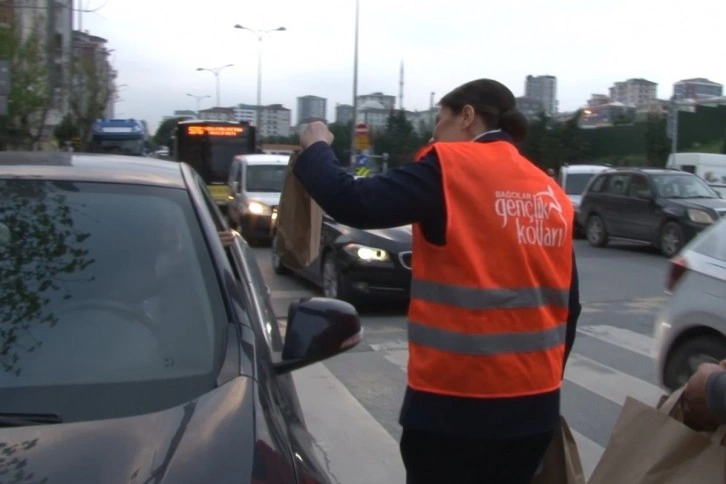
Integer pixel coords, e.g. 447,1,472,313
565,173,597,195
90,138,144,155
651,174,720,199
0,180,228,423
246,164,286,192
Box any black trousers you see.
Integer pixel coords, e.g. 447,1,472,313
400,427,554,484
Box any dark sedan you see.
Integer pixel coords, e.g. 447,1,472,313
271,211,412,304
0,151,362,483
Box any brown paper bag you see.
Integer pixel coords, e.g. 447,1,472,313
531,416,586,484
588,388,726,484
274,152,323,270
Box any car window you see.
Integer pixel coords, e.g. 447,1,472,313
564,173,597,195
604,174,629,196
651,174,719,199
627,175,651,197
690,218,726,261
587,174,607,193
0,180,228,422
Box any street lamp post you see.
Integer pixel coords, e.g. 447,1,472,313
350,0,360,168
196,64,234,107
233,24,287,130
186,93,211,113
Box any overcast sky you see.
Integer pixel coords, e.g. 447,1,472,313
81,0,724,132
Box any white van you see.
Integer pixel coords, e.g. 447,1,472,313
666,152,726,197
558,164,610,233
227,154,288,244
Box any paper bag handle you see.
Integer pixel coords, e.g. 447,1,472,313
657,387,685,417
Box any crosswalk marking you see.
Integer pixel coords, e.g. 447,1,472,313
564,352,663,406
577,324,655,358
571,429,605,478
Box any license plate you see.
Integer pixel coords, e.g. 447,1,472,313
208,185,229,202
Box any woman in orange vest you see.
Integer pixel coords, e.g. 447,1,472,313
295,79,581,484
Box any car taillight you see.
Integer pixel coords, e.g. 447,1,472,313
666,255,688,293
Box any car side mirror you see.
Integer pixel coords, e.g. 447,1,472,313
274,297,362,375
636,190,653,201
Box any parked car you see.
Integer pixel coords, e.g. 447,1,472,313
271,211,412,304
227,154,287,245
652,215,726,391
557,164,610,236
0,151,361,483
578,167,726,257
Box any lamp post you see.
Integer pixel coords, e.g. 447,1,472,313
186,93,211,113
233,24,287,130
196,64,234,107
350,0,360,168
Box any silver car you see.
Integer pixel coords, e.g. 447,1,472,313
652,215,726,390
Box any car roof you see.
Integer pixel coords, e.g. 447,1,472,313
234,154,290,165
602,167,687,176
562,164,610,173
0,151,186,188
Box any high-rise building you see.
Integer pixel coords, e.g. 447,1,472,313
524,75,557,116
296,95,327,124
335,104,354,124
608,79,657,108
673,78,723,100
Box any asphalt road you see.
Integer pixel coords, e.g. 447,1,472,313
253,239,672,483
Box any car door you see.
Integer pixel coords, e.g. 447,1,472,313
230,236,332,483
623,174,658,241
599,173,632,237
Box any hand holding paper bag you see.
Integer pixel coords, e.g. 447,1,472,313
300,121,334,149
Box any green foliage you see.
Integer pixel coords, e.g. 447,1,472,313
69,48,113,151
328,121,352,164
0,16,52,149
373,110,420,166
53,113,80,148
153,117,184,148
644,114,671,166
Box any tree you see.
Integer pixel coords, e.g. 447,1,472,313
373,110,420,166
53,113,80,150
0,14,52,150
644,114,671,166
68,44,113,151
328,121,352,164
153,117,184,148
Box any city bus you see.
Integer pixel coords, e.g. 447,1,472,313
169,120,258,214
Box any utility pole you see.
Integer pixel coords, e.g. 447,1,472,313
349,0,360,168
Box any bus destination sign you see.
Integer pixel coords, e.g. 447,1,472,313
186,125,245,137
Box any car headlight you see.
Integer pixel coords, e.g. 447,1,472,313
343,243,390,262
248,201,272,215
687,209,714,224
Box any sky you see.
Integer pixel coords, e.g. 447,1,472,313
81,0,725,132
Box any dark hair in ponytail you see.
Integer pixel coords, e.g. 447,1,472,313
439,79,528,143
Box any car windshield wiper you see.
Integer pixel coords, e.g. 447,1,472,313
0,412,62,427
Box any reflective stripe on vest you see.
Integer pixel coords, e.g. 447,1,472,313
407,140,574,399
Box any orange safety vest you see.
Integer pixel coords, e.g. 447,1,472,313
408,141,574,399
